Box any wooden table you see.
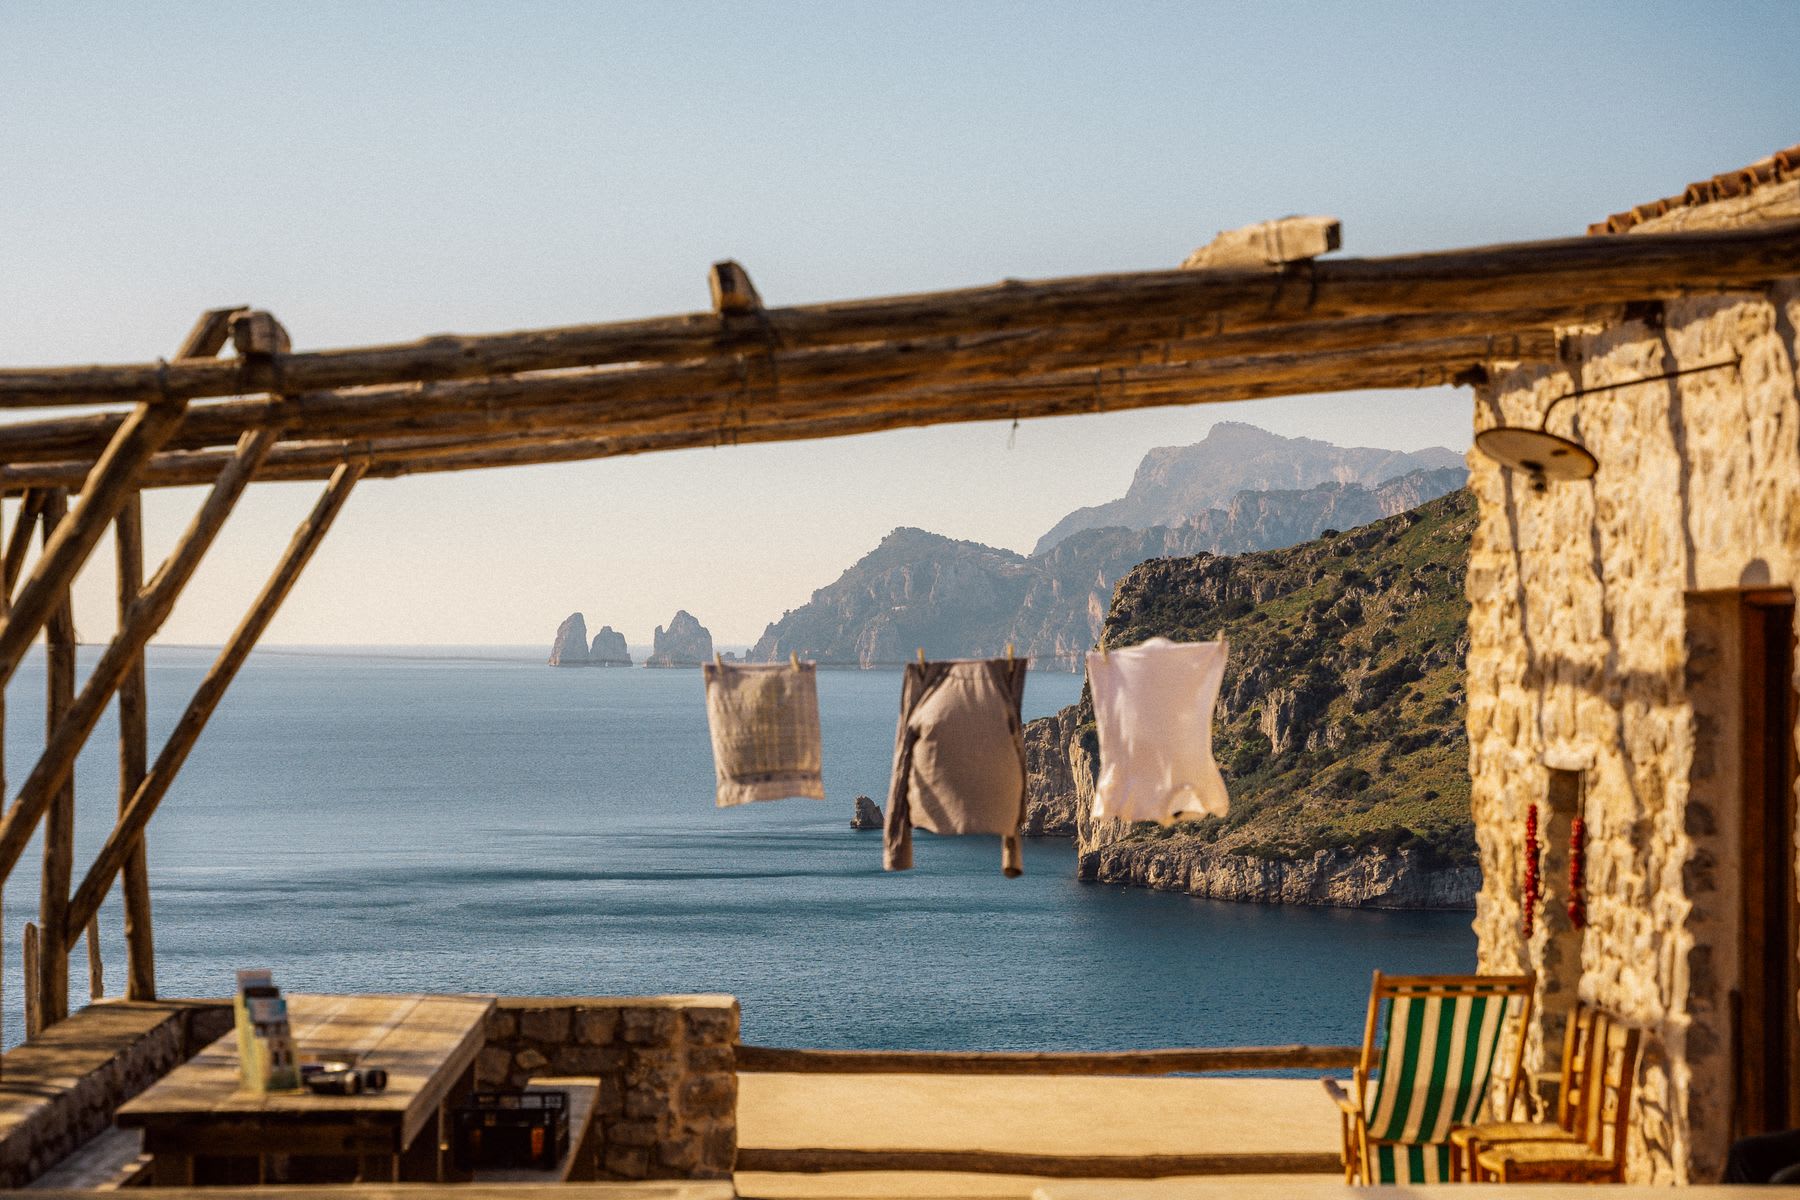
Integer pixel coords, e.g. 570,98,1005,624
117,993,494,1186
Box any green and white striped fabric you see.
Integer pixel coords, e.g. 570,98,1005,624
1363,989,1517,1184
1371,1143,1455,1184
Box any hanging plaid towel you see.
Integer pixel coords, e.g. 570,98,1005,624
703,660,827,806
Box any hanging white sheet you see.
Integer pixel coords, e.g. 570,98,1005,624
1086,636,1230,824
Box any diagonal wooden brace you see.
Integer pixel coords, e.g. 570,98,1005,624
0,428,279,896
0,399,190,687
63,462,363,946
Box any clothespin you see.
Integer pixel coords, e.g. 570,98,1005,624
1005,642,1014,662
789,651,800,670
714,651,724,668
916,647,926,666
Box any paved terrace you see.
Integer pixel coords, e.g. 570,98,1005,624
736,1073,1341,1199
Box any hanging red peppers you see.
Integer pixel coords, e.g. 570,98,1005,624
1567,817,1587,929
1522,803,1541,937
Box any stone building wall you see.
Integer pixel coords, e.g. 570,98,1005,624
476,995,737,1181
1467,240,1800,1182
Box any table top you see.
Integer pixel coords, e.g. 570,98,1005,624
117,993,494,1154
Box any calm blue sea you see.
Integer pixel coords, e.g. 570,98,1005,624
0,646,1473,1051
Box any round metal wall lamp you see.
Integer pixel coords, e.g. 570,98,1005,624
1474,356,1740,493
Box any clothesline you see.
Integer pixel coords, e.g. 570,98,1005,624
733,650,1093,668
702,638,1232,881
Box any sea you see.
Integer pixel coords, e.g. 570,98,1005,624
0,646,1474,1051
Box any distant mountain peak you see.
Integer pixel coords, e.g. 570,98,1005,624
1033,424,1464,555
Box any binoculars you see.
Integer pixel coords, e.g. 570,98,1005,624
300,1062,389,1095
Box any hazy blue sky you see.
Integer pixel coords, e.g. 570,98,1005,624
2,3,1794,645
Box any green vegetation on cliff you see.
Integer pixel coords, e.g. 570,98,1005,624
1034,487,1476,878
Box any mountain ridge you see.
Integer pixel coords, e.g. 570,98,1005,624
750,465,1466,668
1033,421,1464,554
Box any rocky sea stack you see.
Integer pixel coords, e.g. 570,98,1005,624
850,795,882,830
646,610,714,668
548,613,592,666
549,613,634,666
590,625,632,666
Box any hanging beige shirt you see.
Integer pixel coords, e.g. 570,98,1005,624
884,658,1028,877
1086,637,1230,824
703,660,826,807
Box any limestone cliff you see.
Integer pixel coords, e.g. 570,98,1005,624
590,625,632,667
646,610,714,668
751,466,1465,669
549,613,590,666
1025,490,1478,909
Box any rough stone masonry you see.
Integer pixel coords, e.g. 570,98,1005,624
477,995,738,1181
1467,176,1800,1183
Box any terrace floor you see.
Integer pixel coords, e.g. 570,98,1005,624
735,1073,1341,1199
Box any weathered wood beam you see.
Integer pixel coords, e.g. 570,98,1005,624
0,430,278,898
116,494,155,1000
38,490,76,1028
0,331,1544,491
733,1043,1360,1074
63,462,363,944
0,306,1575,465
709,260,763,315
0,399,190,686
1183,215,1341,269
0,220,1793,409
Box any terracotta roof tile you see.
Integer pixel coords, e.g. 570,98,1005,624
1589,144,1800,234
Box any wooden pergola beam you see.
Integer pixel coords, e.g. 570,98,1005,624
0,430,278,896
64,462,363,946
0,307,1576,467
0,332,1544,492
0,399,190,687
0,220,1793,411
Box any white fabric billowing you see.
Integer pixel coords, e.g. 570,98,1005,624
1086,636,1230,824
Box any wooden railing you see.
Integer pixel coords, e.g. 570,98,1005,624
733,1042,1359,1075
731,1042,1359,1178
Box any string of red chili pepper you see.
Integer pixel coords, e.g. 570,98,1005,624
1522,803,1541,938
1567,817,1587,929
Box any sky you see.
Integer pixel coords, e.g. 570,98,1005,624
1,2,1795,646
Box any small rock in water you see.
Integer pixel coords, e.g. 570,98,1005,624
850,795,882,830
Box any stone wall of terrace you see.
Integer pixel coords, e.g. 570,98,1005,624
477,994,738,1181
1467,253,1800,1183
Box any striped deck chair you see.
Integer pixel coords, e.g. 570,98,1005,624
1321,971,1535,1185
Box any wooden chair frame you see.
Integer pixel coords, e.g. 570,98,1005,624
1473,1015,1643,1183
1323,970,1535,1185
1449,997,1597,1179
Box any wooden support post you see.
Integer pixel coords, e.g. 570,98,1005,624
64,463,363,944
116,494,155,1000
0,430,278,905
22,922,39,1040
85,919,102,1001
0,399,189,687
39,490,75,1028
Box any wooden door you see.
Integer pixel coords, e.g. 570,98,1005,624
1737,591,1800,1135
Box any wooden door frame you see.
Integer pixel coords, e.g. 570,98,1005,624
1736,588,1800,1136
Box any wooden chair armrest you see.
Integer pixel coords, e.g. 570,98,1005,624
1320,1076,1360,1115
